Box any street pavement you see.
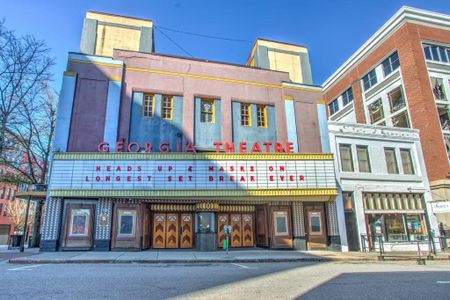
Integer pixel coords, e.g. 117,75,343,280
0,260,449,299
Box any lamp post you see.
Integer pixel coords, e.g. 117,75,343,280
19,195,31,252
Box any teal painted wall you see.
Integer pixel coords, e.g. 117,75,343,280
129,92,183,151
231,102,277,151
194,97,222,150
284,100,299,152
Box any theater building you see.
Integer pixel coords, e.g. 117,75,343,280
40,12,342,252
323,7,450,243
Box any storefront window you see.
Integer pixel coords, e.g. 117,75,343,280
274,211,288,236
118,209,136,236
197,212,215,233
70,209,90,236
385,214,407,241
406,215,426,241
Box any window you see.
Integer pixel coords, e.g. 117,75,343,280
384,148,399,174
69,209,90,236
382,51,400,76
6,188,10,200
339,144,354,172
118,209,136,236
256,105,267,127
431,77,446,100
162,95,173,120
197,212,215,233
308,211,323,235
274,211,288,236
385,214,407,241
400,149,415,175
3,204,7,216
240,103,251,126
388,87,405,113
368,99,384,124
11,190,15,201
342,88,354,106
142,94,154,118
356,146,371,173
0,188,4,199
363,69,377,91
392,111,410,128
0,204,2,215
329,99,339,115
200,99,214,123
423,44,449,63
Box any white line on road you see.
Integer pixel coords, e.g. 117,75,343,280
436,281,450,284
231,263,251,269
8,264,46,271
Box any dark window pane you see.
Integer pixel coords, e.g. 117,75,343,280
424,46,432,60
276,216,287,233
311,216,321,233
431,46,440,61
439,47,448,62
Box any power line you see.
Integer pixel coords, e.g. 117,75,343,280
154,25,194,58
155,25,253,44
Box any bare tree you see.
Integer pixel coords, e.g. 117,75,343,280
0,20,55,185
7,198,35,234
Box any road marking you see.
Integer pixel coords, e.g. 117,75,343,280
436,281,450,284
231,263,250,269
8,264,46,271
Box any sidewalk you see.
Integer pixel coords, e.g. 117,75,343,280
8,249,450,264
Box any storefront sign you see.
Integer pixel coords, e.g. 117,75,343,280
50,155,335,191
431,201,450,213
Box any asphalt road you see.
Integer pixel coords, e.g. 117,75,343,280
1,260,449,299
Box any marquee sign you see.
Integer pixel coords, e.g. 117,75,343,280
49,153,336,196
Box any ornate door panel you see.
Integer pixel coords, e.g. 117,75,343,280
180,213,193,249
166,213,179,248
152,213,166,249
231,214,242,247
217,214,229,248
242,214,254,247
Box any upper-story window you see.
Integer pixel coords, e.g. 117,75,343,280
0,188,4,199
142,94,154,118
430,77,447,101
329,99,339,115
356,145,371,173
388,87,406,113
162,95,173,120
200,99,214,123
400,149,415,175
368,99,384,124
342,88,354,106
256,105,267,128
423,44,449,63
363,69,378,91
384,148,399,174
382,51,400,76
339,144,354,172
392,111,410,128
240,103,251,126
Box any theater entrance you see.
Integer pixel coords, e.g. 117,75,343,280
217,213,255,248
152,212,194,249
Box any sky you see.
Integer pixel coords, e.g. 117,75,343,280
1,0,449,91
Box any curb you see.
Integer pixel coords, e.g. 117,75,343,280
8,256,449,264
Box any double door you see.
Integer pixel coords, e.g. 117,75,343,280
152,212,193,248
217,213,254,248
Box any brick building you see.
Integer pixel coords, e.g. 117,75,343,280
323,7,450,237
40,12,341,252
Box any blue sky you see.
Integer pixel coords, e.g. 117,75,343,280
2,0,449,91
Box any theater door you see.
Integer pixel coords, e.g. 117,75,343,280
217,213,255,248
152,212,193,249
61,203,95,250
304,203,327,249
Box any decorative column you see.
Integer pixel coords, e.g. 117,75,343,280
94,198,113,251
292,202,306,250
326,201,341,251
40,197,63,252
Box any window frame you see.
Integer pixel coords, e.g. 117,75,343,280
368,98,384,124
384,148,399,174
339,144,354,172
240,103,251,127
388,87,406,113
273,211,289,236
256,105,268,128
342,87,354,106
356,145,371,173
400,148,415,175
161,95,173,120
118,209,137,237
363,69,378,91
142,93,155,118
200,99,215,124
382,51,400,76
69,209,90,237
329,99,339,115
